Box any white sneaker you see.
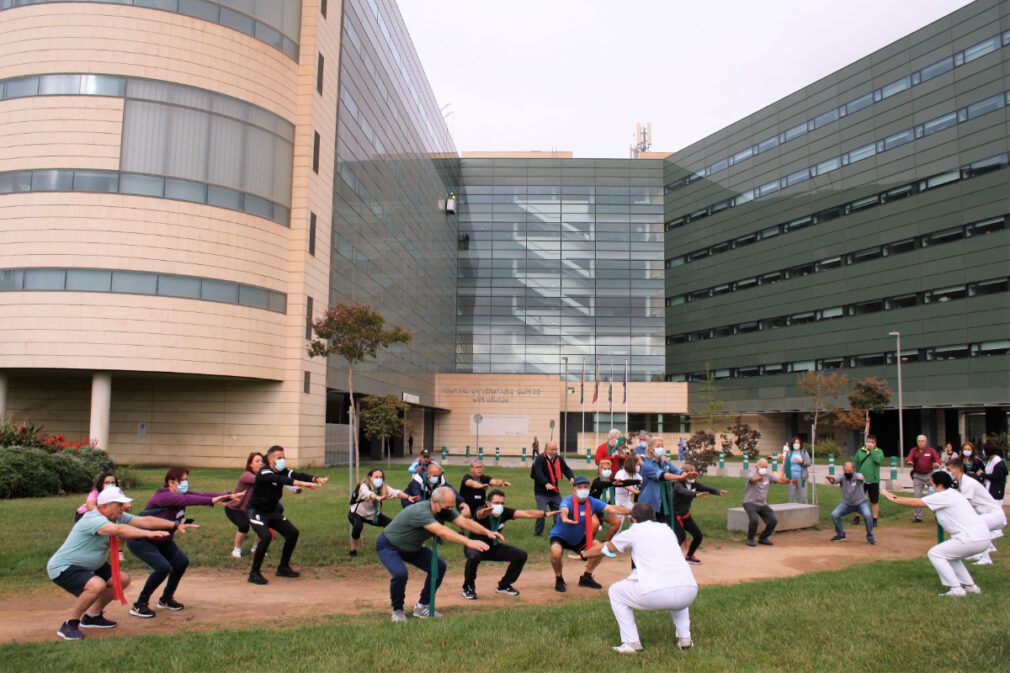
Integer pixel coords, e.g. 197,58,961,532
612,642,641,654
963,584,982,594
678,637,694,650
973,556,993,566
412,603,442,619
250,545,257,554
231,548,242,559
939,587,967,597
391,610,407,623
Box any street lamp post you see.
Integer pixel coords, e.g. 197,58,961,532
562,357,569,456
889,331,905,466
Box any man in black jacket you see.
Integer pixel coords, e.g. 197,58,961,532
247,445,327,585
531,441,575,536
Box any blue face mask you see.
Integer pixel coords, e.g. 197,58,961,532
274,458,286,472
177,480,190,494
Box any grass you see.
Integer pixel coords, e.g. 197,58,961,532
1,557,1008,673
0,462,913,593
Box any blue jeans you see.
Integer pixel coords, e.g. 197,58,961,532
126,538,189,604
830,502,874,539
376,533,446,611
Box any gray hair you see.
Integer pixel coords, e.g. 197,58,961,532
431,486,455,505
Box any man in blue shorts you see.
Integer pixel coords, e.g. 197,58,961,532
549,476,629,592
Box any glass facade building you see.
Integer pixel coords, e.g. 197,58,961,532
456,158,665,381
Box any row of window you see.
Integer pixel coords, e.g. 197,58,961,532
0,0,302,60
665,89,1010,232
665,150,1009,269
667,214,1007,307
0,168,290,225
664,30,1010,195
667,339,1010,382
0,268,286,313
667,276,1009,345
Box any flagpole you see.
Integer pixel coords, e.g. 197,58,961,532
580,358,586,458
593,360,600,447
624,358,629,432
609,360,614,429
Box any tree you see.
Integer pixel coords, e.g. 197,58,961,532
838,377,892,437
722,417,762,460
307,302,412,481
358,395,410,468
795,371,848,445
684,431,719,474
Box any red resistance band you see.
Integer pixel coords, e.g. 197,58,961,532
572,498,594,545
546,457,562,487
108,538,127,605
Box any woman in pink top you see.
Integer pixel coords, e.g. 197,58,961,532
75,472,118,522
226,452,264,558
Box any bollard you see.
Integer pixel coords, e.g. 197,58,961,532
772,454,779,472
586,448,592,464
478,446,484,461
890,456,897,483
742,454,749,472
495,446,500,464
441,446,447,462
429,537,439,615
522,447,527,464
466,445,471,459
828,454,835,477
719,452,725,469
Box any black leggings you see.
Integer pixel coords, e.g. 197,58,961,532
348,511,392,540
248,508,299,573
673,513,704,557
225,507,250,534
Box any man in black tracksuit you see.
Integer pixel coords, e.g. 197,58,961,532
247,445,327,585
531,441,575,536
671,464,725,564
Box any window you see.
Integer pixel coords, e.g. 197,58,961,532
969,279,1008,297
976,340,1010,357
312,131,321,173
815,206,843,222
201,279,238,303
303,371,311,394
765,315,788,329
887,238,916,255
316,53,325,94
39,74,81,95
887,294,918,309
962,154,1007,179
119,173,164,197
819,307,844,320
852,299,884,315
927,345,970,361
785,168,809,187
784,123,807,141
922,227,962,246
882,129,913,150
756,136,779,153
966,94,1004,120
925,285,967,303
158,275,201,299
737,321,760,334
759,226,780,240
919,57,953,82
965,217,1004,237
734,233,757,248
72,170,117,193
712,284,731,296
813,157,840,176
883,184,913,201
735,277,758,291
737,366,760,378
305,296,314,339
111,271,157,295
757,180,780,197
923,112,957,136
850,195,879,212
708,158,729,175
964,36,1000,63
787,263,814,278
32,169,72,192
790,312,815,325
819,357,846,370
66,269,111,292
308,213,317,255
23,269,66,290
791,361,815,373
732,147,754,164
847,143,877,163
817,256,842,271
846,92,873,115
4,76,39,99
881,76,911,99
922,170,960,191
761,271,782,285
0,269,24,291
851,353,887,367
812,108,840,129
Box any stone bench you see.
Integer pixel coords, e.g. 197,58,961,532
727,503,819,533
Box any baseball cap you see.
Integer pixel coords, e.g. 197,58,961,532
573,476,591,486
97,486,133,506
420,449,431,457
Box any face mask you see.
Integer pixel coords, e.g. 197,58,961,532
963,450,972,457
655,448,665,459
758,468,769,476
601,469,612,479
575,489,590,500
687,479,696,484
792,443,801,450
428,476,441,486
274,458,286,472
844,473,853,481
372,477,383,488
491,504,504,516
177,480,190,494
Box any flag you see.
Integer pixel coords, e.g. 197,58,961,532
623,359,628,404
609,362,614,403
580,359,585,404
592,361,600,403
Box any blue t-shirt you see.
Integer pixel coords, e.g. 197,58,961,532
47,509,134,579
638,458,683,510
549,495,608,544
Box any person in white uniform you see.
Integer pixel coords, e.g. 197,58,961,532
882,471,991,597
575,502,698,653
946,459,1005,565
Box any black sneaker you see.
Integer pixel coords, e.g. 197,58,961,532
745,538,757,547
758,538,774,546
462,585,477,600
830,535,845,542
554,577,567,593
685,555,702,565
873,518,878,525
157,598,184,611
129,602,155,618
275,566,300,578
248,572,269,585
56,620,84,640
348,549,358,557
80,612,117,629
578,573,602,589
496,584,520,596
853,516,860,524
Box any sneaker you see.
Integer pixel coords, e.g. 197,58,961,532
853,516,860,524
685,555,702,565
830,535,846,542
678,637,694,650
496,584,520,596
348,549,358,557
555,577,567,593
247,572,269,585
758,538,774,546
412,603,442,619
391,610,408,623
963,584,982,594
250,545,258,553
80,612,117,629
867,537,876,545
129,602,155,618
973,556,993,566
913,517,923,523
939,587,967,597
462,586,478,600
873,518,878,526
56,620,84,641
578,573,602,589
612,642,641,654
275,566,300,578
231,548,242,559
157,598,184,611
745,538,757,547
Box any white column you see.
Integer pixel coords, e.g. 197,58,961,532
0,372,7,419
89,372,112,451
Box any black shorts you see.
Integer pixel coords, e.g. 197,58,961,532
549,537,587,553
225,506,250,533
863,482,880,504
52,563,112,597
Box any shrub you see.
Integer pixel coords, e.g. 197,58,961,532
114,464,140,490
0,447,61,499
71,447,115,477
684,431,719,474
50,451,94,494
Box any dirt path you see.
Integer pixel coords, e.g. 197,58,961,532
0,526,934,644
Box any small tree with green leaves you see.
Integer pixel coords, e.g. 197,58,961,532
358,395,410,468
838,377,892,438
796,371,848,446
307,302,411,480
722,416,762,460
684,430,719,474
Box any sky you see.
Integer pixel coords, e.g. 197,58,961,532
397,0,976,157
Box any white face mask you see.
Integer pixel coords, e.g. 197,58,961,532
372,477,383,488
758,467,769,476
792,443,801,450
654,448,665,458
575,489,590,501
601,469,612,479
963,450,972,457
687,479,696,484
428,476,441,486
491,503,504,516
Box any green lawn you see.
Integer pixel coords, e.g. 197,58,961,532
2,557,1007,673
0,463,910,593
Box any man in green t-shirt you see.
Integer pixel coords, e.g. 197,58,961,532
377,487,502,622
853,434,885,525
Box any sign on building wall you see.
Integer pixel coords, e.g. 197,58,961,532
470,415,529,436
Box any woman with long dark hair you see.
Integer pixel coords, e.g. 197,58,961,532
226,452,263,558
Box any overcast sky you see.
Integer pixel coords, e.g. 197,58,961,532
397,0,975,157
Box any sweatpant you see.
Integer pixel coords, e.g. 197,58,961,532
742,502,777,540
788,479,808,504
376,533,445,611
673,514,704,557
248,508,299,573
608,579,697,644
534,493,561,535
911,472,932,520
927,538,991,588
463,543,528,589
126,538,189,605
830,501,874,540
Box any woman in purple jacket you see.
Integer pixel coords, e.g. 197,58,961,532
127,467,240,618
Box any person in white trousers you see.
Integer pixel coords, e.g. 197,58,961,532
575,502,698,653
882,471,992,597
946,459,1005,565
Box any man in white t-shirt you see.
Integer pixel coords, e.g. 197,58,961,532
946,460,1006,565
576,502,698,653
